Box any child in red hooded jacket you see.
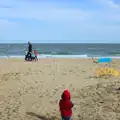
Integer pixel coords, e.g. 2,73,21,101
59,89,74,120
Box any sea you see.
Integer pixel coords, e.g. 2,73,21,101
0,43,120,58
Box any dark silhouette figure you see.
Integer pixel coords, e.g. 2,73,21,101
25,41,32,61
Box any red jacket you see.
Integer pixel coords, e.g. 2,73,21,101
59,90,74,117
34,50,38,56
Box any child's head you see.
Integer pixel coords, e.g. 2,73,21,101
61,89,71,100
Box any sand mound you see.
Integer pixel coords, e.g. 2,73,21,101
1,80,120,120
73,80,120,120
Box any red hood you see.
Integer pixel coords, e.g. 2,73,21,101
62,89,71,100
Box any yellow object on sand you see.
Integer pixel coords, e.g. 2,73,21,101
96,68,119,77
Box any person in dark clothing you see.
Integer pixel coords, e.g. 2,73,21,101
59,89,74,120
25,42,33,61
28,41,32,53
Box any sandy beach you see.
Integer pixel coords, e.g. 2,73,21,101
0,58,120,120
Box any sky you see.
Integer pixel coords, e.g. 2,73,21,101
0,0,120,43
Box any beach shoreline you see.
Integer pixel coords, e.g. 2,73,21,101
0,58,120,120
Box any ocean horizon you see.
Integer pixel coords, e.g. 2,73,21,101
0,43,120,58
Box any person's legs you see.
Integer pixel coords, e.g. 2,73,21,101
27,52,30,60
29,52,32,60
27,52,32,61
35,56,38,61
62,116,72,120
25,53,29,60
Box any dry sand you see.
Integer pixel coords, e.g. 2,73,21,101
0,58,120,120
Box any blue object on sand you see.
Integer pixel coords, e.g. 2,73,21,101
98,58,112,63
